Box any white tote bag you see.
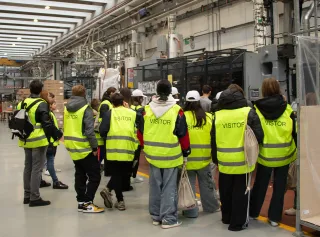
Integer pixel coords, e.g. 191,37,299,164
244,125,259,167
178,164,197,210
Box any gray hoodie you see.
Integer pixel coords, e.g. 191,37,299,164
66,96,98,150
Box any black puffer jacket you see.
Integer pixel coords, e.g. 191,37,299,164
211,89,264,164
255,94,297,145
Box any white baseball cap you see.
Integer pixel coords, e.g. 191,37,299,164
186,90,201,102
132,89,146,97
215,91,223,100
171,87,179,96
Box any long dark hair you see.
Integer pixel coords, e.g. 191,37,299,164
184,101,207,127
102,87,117,102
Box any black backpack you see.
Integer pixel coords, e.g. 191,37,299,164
9,99,42,143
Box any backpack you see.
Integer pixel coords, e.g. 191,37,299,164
9,99,43,143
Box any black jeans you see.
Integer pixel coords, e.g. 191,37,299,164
250,163,289,222
107,175,124,202
132,146,142,178
73,153,101,202
219,173,249,231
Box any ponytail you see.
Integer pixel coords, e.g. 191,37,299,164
184,101,206,127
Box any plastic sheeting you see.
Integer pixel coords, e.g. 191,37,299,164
94,68,120,99
297,36,320,226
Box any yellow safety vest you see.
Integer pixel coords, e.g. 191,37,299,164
131,105,142,111
106,106,138,161
185,111,213,170
95,100,113,146
64,105,92,160
17,98,49,148
144,104,183,168
255,104,296,167
50,111,59,147
215,107,253,175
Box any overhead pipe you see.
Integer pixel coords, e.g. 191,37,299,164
40,0,133,55
102,0,198,41
61,0,164,52
302,1,320,36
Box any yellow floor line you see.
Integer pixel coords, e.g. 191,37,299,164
137,171,311,235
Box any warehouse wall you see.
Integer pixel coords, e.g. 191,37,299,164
143,0,257,58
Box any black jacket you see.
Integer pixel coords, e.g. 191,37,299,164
255,94,297,145
211,89,264,164
29,94,62,143
99,98,112,119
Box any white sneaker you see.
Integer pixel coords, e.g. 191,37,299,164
131,177,144,184
284,208,296,216
153,221,161,226
269,220,279,227
44,170,50,176
161,221,182,229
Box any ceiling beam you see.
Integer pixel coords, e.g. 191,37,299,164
0,0,102,11
0,19,75,29
0,48,36,52
0,34,56,40
0,13,83,24
0,30,62,37
78,0,110,3
0,41,46,46
0,44,42,49
0,38,51,43
0,6,91,19
0,25,68,34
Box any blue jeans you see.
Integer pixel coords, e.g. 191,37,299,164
46,146,58,183
149,164,178,225
183,165,220,218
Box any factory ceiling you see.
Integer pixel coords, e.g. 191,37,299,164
0,0,115,59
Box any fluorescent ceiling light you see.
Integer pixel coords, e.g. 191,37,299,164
45,6,50,10
34,19,38,22
17,37,22,40
12,43,15,46
4,53,7,55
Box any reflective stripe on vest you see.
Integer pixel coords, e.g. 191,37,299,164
50,112,59,147
130,105,142,111
64,105,92,160
143,104,183,169
96,100,113,146
105,107,138,161
185,111,213,170
17,98,49,148
255,104,296,167
215,107,254,175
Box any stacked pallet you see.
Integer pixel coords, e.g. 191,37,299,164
16,89,30,102
44,80,64,128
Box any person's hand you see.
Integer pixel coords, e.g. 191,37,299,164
93,151,98,156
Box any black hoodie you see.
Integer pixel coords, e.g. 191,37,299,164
211,89,264,165
255,94,297,145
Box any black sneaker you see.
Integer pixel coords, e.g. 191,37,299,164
53,181,68,190
78,203,85,212
23,198,30,204
29,198,51,207
40,180,51,188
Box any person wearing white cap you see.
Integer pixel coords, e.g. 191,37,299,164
171,87,180,103
130,89,146,184
131,89,147,111
182,90,220,218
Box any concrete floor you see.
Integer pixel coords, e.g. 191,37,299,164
0,123,294,237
